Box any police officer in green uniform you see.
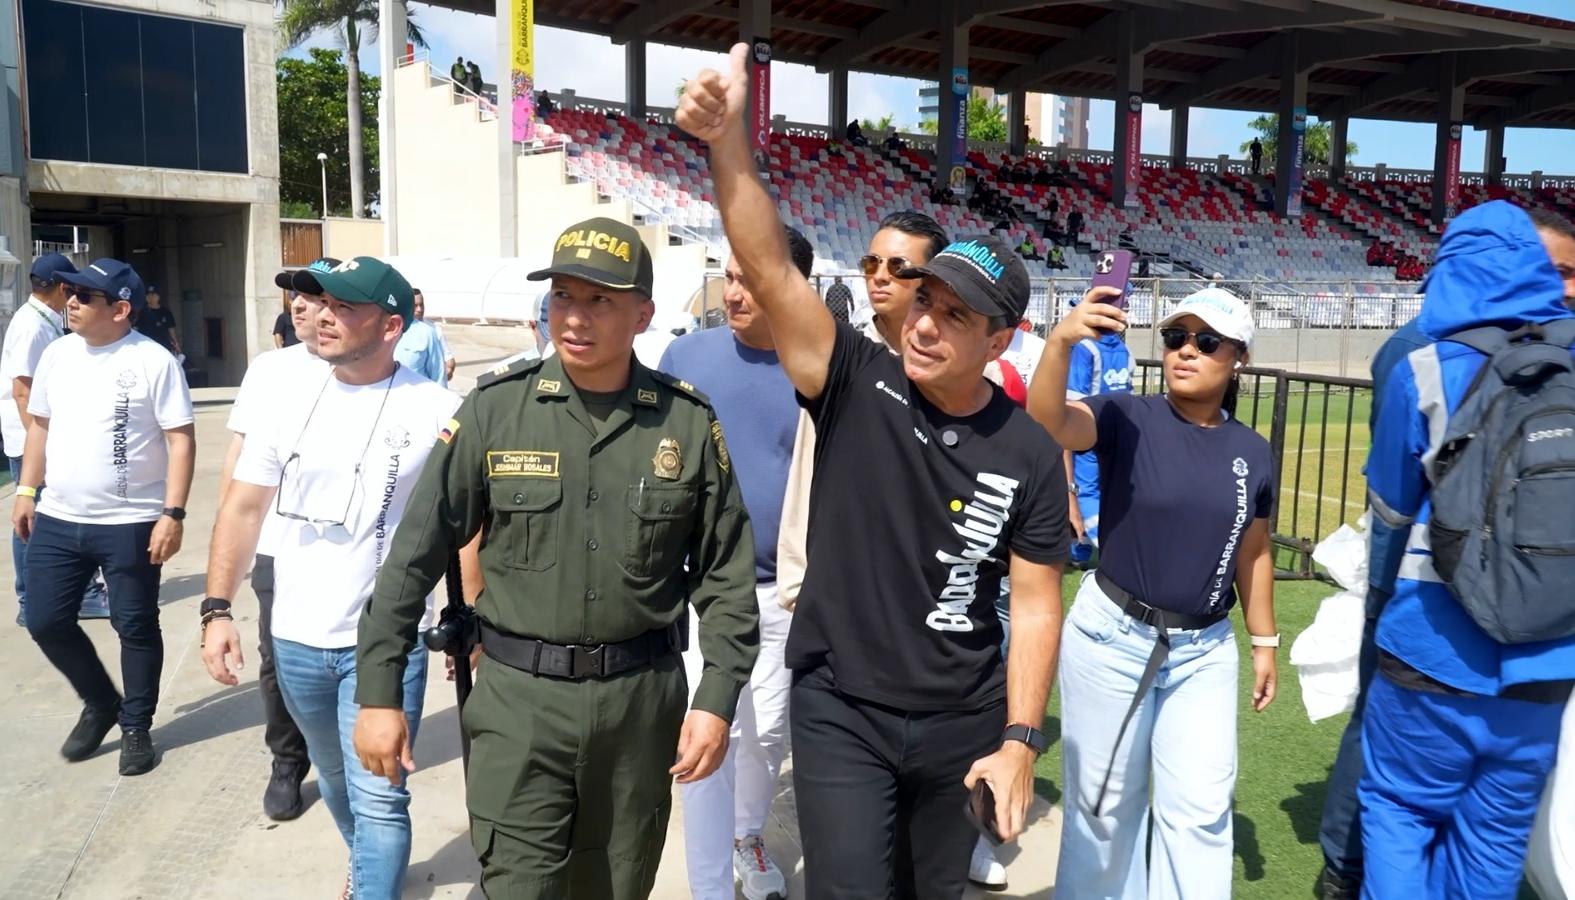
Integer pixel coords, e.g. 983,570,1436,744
351,217,760,899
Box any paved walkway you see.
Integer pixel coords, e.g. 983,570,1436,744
0,325,1061,899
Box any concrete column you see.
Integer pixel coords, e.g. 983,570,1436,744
1329,116,1349,181
829,67,848,138
935,3,967,189
494,0,516,256
1009,88,1028,156
1110,14,1142,207
377,0,404,254
1431,54,1465,224
1170,104,1189,169
1272,33,1308,217
1484,124,1506,184
626,40,646,118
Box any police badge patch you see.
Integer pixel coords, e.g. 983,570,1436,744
710,421,730,472
653,438,682,480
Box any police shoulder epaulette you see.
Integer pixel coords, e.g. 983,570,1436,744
476,355,544,390
648,369,712,405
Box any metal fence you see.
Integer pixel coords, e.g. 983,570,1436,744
1132,360,1372,579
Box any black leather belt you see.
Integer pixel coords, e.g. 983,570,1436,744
479,621,679,680
1379,651,1575,705
1096,570,1230,631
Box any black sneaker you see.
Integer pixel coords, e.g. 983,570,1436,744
1319,865,1360,900
61,703,120,761
263,760,309,821
118,728,157,776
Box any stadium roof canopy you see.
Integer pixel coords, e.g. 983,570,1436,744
433,0,1575,130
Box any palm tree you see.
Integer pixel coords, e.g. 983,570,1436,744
279,0,426,218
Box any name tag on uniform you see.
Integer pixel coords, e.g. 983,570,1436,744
487,450,561,478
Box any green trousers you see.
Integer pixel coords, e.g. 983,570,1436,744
464,652,686,899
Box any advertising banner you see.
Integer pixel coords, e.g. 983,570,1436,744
1444,121,1463,219
1286,107,1307,218
509,0,534,142
949,67,969,191
1123,93,1142,208
752,39,772,171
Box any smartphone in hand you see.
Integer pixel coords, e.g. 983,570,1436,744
1089,249,1134,311
965,780,1003,846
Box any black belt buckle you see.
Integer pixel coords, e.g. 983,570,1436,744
571,644,607,678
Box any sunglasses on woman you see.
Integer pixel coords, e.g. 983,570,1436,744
859,254,913,279
1159,327,1240,356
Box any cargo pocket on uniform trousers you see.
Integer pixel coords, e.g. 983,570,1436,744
622,485,696,578
490,480,562,572
471,819,497,868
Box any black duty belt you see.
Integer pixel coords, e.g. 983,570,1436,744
1378,651,1575,706
1090,570,1231,817
479,621,679,680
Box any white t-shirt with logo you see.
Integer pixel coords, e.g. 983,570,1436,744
226,343,331,556
0,297,67,457
29,331,193,524
233,365,461,649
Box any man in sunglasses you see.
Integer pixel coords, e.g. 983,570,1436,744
680,47,1069,898
1,253,112,625
211,257,337,821
203,256,461,899
13,257,194,776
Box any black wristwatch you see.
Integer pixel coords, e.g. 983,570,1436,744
200,597,232,616
162,506,186,521
1003,723,1050,756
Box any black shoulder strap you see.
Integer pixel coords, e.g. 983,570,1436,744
1540,318,1575,350
1444,325,1511,357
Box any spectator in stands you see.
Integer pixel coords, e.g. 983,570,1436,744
1030,285,1278,900
1019,236,1042,261
536,90,556,115
1034,165,1053,187
1045,194,1060,220
1065,208,1084,246
1358,200,1575,900
1382,243,1398,267
826,139,843,158
1366,239,1384,267
1042,216,1065,245
1249,137,1263,175
846,119,867,147
466,60,483,96
1049,244,1067,271
930,182,958,207
882,132,904,152
824,276,853,322
967,185,988,213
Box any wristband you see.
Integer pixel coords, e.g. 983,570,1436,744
200,597,233,616
15,485,36,498
1250,633,1281,648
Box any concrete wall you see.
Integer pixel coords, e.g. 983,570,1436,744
0,177,26,316
393,64,500,256
1124,327,1393,379
323,217,385,260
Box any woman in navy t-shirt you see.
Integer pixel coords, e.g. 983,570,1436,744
1028,287,1280,899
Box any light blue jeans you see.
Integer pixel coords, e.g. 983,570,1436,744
1056,572,1240,900
273,638,428,900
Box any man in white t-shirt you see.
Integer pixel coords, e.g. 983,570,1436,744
12,258,195,777
201,257,460,900
2,253,112,624
216,257,337,821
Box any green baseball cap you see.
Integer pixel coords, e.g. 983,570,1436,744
313,257,415,334
527,217,654,297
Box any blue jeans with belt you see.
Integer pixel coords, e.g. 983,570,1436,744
272,637,428,900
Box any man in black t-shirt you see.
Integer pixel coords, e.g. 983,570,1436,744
135,286,180,358
679,47,1070,899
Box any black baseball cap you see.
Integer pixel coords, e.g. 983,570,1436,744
30,253,77,285
58,258,146,311
274,256,342,295
527,217,654,297
897,235,1029,328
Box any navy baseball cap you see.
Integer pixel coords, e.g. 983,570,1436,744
274,257,342,295
897,235,1030,328
29,253,77,285
58,258,146,310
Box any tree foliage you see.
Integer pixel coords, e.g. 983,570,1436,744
277,49,380,217
860,113,896,133
915,93,1008,142
1240,114,1358,166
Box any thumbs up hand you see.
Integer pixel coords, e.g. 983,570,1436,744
677,42,750,145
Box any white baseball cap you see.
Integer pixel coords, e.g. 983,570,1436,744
1157,287,1255,350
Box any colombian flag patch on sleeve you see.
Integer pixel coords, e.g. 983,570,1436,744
438,418,460,444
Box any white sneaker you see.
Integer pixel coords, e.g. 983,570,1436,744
968,837,1007,889
734,834,788,900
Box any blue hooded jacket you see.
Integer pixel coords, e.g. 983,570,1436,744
1368,200,1575,693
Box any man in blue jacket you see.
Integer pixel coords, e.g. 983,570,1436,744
1359,201,1575,899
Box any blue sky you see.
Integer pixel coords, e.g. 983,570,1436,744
312,0,1574,175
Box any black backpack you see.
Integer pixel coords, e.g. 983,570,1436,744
1429,320,1575,644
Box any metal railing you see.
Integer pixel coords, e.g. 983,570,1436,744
398,52,497,121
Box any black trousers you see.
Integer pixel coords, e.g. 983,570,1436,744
790,666,1004,900
253,554,309,767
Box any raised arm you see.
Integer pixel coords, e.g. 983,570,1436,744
1027,288,1124,452
676,44,836,400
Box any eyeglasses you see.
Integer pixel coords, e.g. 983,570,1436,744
273,368,398,530
1159,327,1240,356
859,254,914,279
70,289,112,305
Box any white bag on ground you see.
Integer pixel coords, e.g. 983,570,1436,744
1289,522,1370,723
1526,699,1574,900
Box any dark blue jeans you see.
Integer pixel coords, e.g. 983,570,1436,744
1317,586,1390,880
9,455,108,619
24,513,163,729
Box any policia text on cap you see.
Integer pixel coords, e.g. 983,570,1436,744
351,216,760,898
